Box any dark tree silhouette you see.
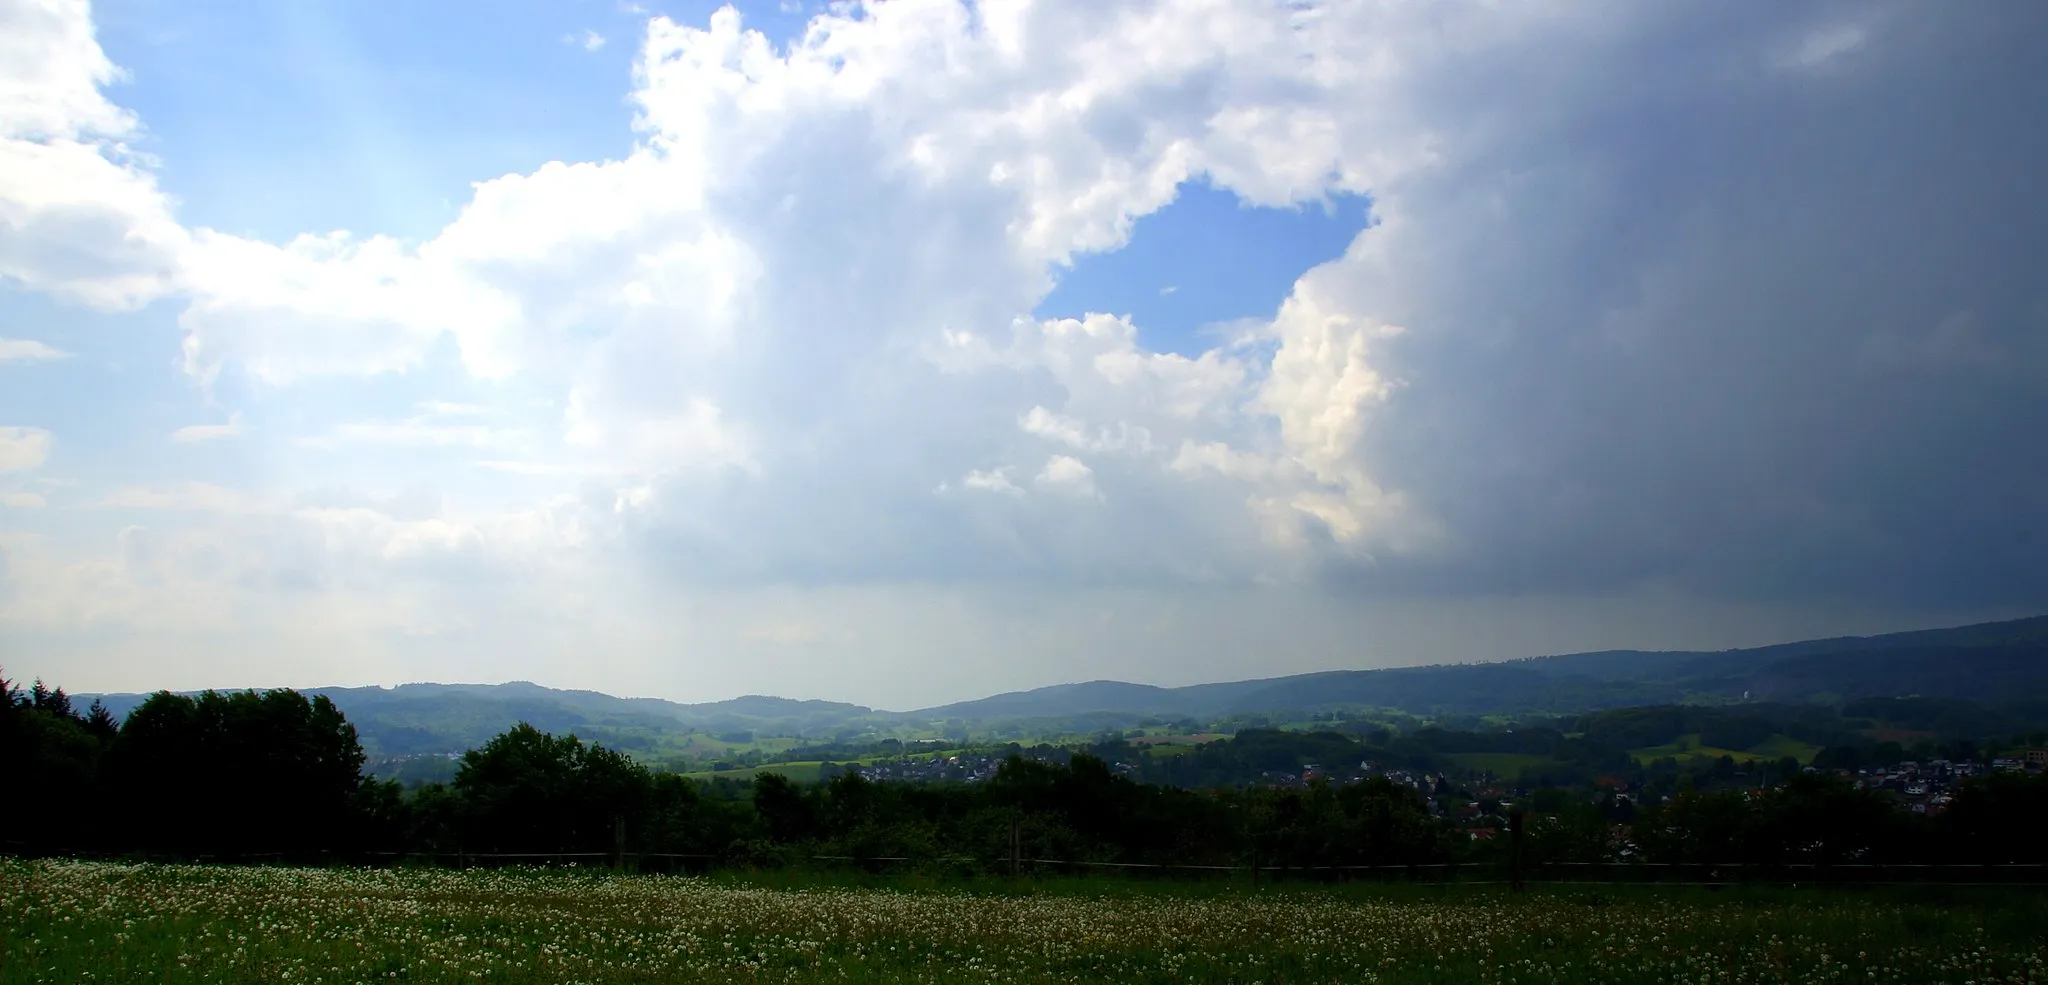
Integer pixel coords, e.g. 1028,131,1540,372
103,688,367,858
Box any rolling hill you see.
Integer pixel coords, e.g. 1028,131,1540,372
75,614,2048,758
912,615,2048,721
84,681,882,758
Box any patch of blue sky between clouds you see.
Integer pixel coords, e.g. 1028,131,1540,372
89,0,812,245
10,0,824,526
1035,180,1371,358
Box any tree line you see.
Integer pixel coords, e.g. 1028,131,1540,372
6,675,2045,874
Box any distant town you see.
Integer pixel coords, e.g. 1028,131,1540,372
814,745,2048,826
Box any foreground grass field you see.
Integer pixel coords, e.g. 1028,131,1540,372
3,860,2044,984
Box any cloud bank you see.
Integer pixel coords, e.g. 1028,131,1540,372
1,0,2044,706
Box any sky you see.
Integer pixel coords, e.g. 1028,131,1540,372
3,0,2045,711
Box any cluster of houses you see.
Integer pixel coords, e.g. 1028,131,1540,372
1274,750,2048,829
1260,761,1446,793
822,752,1097,784
1833,751,2045,815
811,747,2046,825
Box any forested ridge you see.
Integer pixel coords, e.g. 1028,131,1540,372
68,615,2048,762
7,672,2047,877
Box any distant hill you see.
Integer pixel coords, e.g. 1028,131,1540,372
919,681,1190,719
84,681,880,758
911,615,2048,722
78,614,2048,757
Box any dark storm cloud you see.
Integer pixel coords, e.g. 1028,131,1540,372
1336,2,2048,610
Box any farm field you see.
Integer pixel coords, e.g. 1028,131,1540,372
5,860,2046,984
1628,732,1821,766
1749,734,1824,763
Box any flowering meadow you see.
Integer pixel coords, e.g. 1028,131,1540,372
2,859,2043,984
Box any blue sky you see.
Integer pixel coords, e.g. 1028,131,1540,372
14,0,1364,502
93,0,675,240
90,0,1366,344
1040,182,1369,357
3,0,2044,709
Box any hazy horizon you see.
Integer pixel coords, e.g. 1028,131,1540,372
5,0,2045,710
54,608,2045,714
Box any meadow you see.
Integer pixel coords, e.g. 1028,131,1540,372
1627,732,1823,767
4,859,2045,984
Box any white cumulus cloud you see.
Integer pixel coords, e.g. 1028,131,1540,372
0,426,53,471
0,0,187,309
2,0,2045,700
0,338,70,362
168,415,242,443
1035,454,1100,499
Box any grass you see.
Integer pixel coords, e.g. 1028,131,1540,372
1631,734,1749,764
1629,733,1824,766
1750,734,1823,763
1628,733,1760,765
5,859,2045,984
1126,733,1227,747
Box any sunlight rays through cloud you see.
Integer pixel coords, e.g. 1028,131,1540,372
0,0,2043,704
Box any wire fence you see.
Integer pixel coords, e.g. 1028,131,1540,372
10,842,2047,887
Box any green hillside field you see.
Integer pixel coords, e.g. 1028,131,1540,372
1629,732,1821,766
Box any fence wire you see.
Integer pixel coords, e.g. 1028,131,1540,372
10,843,2046,887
